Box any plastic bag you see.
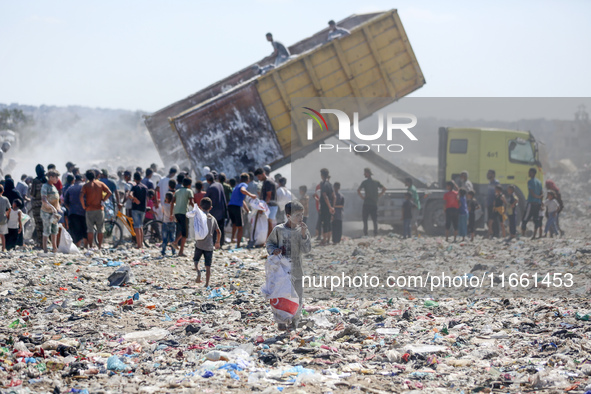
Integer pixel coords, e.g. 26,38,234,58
247,198,269,247
58,224,79,254
261,255,299,323
107,265,135,286
276,186,292,211
186,206,208,240
250,211,268,247
247,197,270,217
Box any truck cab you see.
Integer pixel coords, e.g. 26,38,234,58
438,127,544,226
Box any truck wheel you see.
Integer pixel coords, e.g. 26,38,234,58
422,200,446,236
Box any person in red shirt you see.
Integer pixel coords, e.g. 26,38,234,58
443,181,459,242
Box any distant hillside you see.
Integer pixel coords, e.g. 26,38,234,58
0,103,162,177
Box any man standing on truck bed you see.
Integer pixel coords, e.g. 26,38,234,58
358,168,386,237
521,168,543,240
266,33,290,67
327,20,351,41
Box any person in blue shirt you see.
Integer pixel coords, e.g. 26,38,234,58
64,175,87,248
521,168,543,239
228,173,257,249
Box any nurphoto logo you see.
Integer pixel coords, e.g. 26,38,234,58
302,107,418,153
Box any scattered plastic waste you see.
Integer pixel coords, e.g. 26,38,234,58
0,165,589,392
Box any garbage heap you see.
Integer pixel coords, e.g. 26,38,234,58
0,169,590,393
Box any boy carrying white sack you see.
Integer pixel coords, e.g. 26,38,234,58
265,201,311,331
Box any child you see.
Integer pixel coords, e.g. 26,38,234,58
492,185,507,238
146,190,159,220
266,201,311,331
168,179,177,195
160,192,176,256
145,189,161,242
332,182,344,244
457,188,468,242
194,197,220,287
0,185,10,251
443,181,459,242
467,191,480,242
298,186,309,225
6,199,23,251
543,190,559,238
505,185,519,241
194,180,206,208
402,192,415,239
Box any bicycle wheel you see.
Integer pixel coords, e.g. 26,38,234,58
99,220,123,248
143,220,163,248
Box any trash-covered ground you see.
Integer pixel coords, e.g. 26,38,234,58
1,169,591,393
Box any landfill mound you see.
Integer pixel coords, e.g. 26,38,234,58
1,169,591,392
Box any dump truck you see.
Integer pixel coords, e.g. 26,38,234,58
145,9,544,236
144,9,425,174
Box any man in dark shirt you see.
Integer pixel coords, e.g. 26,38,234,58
357,168,385,237
204,173,228,247
266,33,290,67
486,169,501,238
64,175,87,247
129,172,148,248
332,182,345,244
142,168,155,190
255,167,278,237
318,168,335,245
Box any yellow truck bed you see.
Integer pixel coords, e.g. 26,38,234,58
146,9,425,174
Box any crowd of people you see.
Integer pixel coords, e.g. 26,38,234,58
5,162,302,253
4,162,564,258
443,168,564,243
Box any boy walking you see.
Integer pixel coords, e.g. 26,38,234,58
194,197,221,287
266,201,311,331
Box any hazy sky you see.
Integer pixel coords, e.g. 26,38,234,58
1,0,590,112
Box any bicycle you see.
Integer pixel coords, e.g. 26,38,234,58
96,210,164,249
